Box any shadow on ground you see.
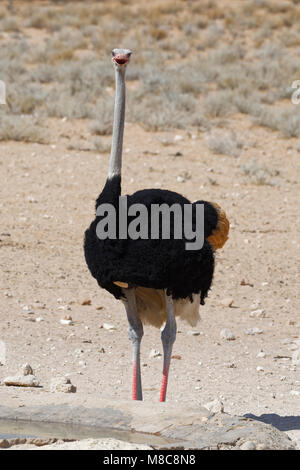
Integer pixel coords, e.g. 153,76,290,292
244,414,300,432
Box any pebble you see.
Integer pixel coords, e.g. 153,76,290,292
220,329,236,341
102,323,116,331
50,377,76,393
22,363,33,376
203,398,224,414
176,176,185,183
290,390,300,396
257,351,266,358
60,317,73,325
187,331,200,336
256,366,264,372
250,309,266,318
220,298,234,308
245,327,263,335
174,134,183,142
149,349,161,358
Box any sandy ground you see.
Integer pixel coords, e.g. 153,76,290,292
0,114,299,448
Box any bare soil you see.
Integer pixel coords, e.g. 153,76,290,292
0,112,299,447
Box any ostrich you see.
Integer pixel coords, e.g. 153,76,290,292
84,49,229,402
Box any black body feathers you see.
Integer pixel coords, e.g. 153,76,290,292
84,176,218,304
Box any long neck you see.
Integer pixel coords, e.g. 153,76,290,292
108,67,126,179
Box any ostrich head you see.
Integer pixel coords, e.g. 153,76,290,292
112,48,132,68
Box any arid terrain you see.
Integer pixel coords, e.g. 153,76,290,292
0,0,299,449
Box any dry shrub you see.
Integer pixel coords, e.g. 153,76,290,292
206,131,244,158
0,115,47,143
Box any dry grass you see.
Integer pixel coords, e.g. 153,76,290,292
240,159,280,186
0,115,47,143
206,131,244,158
0,0,300,140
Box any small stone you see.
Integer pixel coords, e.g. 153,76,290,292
22,363,33,376
240,279,254,287
174,134,183,142
57,305,71,311
0,439,10,448
60,317,73,325
3,374,40,387
102,323,116,331
250,309,266,318
203,398,224,414
220,329,236,341
50,377,76,393
149,349,161,358
290,390,300,396
176,175,185,183
220,298,234,307
256,366,264,372
257,351,266,358
81,299,91,306
240,440,256,450
187,330,200,336
245,327,263,335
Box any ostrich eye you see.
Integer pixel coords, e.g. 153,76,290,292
111,51,115,57
127,52,132,57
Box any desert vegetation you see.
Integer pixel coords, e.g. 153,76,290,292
0,0,300,146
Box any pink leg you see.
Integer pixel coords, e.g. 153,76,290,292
122,289,143,401
159,292,176,402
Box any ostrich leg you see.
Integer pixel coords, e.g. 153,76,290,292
122,288,144,400
160,292,177,402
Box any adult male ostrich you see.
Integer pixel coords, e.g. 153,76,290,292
84,49,229,402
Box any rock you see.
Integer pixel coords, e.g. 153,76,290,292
220,298,234,307
0,401,295,450
22,305,34,313
60,316,73,325
220,329,236,341
245,327,263,335
80,299,91,306
50,377,76,393
174,134,183,142
22,363,33,376
240,440,256,450
290,390,300,396
203,398,224,414
102,323,116,331
176,175,185,183
257,351,266,358
292,350,300,365
149,349,161,358
187,330,200,336
0,439,10,448
3,374,40,387
256,366,264,372
250,309,266,318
